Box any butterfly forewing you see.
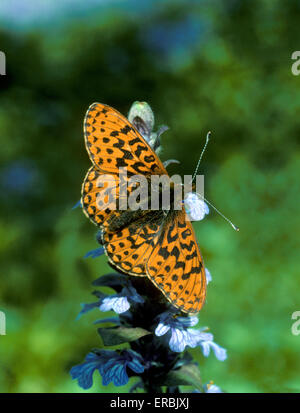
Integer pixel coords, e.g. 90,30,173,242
84,103,166,175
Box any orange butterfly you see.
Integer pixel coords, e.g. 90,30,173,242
81,103,206,314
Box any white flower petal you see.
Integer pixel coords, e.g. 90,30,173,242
196,331,214,342
99,297,116,312
184,193,209,221
204,202,209,215
188,316,199,327
155,322,170,337
205,268,212,284
210,341,227,361
185,329,201,348
112,297,130,314
99,296,130,314
169,329,187,352
176,315,198,328
206,384,222,393
200,341,211,357
200,340,227,361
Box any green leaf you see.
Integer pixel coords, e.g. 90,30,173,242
91,290,106,299
161,363,202,390
98,326,151,346
93,317,120,325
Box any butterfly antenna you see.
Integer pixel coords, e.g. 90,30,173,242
196,192,239,231
191,131,211,183
191,130,239,231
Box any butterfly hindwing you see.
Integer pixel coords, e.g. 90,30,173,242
82,166,121,227
102,210,164,276
146,210,206,313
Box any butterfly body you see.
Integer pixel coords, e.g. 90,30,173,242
81,103,206,314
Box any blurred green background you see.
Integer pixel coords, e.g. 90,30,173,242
0,0,300,393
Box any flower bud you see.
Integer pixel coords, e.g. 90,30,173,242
128,101,155,141
184,193,209,221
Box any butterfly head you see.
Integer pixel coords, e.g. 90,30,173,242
184,193,209,222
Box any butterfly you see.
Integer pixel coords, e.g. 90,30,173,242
81,103,206,314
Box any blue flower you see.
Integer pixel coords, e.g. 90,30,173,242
193,382,223,393
72,199,82,209
155,311,227,360
155,312,205,352
204,382,223,393
99,285,144,314
100,296,130,314
205,268,212,284
184,193,209,221
100,350,144,387
70,350,144,389
70,351,114,389
84,247,105,259
199,339,227,361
